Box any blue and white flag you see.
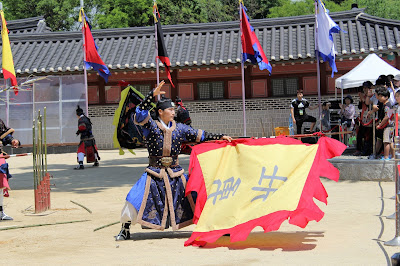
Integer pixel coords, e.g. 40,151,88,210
316,0,341,77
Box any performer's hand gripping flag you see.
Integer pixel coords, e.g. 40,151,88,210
153,3,174,88
0,10,18,95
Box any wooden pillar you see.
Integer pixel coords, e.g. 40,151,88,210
320,61,328,95
98,75,106,105
396,54,400,70
170,69,178,101
245,66,252,98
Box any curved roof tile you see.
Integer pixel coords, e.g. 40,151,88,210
0,8,399,74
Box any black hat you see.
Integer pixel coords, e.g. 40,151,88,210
362,81,373,88
344,95,354,103
156,97,175,111
175,96,182,104
76,105,84,116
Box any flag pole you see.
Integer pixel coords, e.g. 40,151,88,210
154,1,160,100
0,2,8,126
314,1,322,132
80,0,89,116
239,1,247,137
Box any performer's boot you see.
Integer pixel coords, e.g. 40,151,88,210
93,160,99,167
74,161,84,170
115,222,131,241
0,206,13,221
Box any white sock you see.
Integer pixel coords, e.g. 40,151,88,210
0,188,4,209
77,153,85,162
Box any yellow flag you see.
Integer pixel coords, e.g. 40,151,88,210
184,137,346,246
0,10,17,94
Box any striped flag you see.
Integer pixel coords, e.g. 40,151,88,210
79,9,111,83
240,3,272,74
315,0,341,77
0,10,18,95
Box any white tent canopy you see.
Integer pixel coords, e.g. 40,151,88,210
335,53,400,89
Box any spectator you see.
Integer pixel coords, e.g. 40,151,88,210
290,89,318,134
354,81,373,156
376,88,394,160
339,95,356,130
368,86,388,159
321,102,331,132
392,74,400,91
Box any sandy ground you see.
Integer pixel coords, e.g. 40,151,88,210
1,148,400,265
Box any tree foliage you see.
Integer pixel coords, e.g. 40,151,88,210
94,0,154,28
2,0,96,31
0,0,398,31
268,0,400,21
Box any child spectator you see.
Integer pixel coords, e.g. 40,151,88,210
376,88,394,160
339,95,356,130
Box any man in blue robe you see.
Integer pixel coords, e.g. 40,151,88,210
116,82,232,240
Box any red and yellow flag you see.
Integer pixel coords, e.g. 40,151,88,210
184,137,346,247
0,10,17,95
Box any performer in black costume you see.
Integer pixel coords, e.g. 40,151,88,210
175,96,191,126
0,119,20,149
0,119,19,221
75,106,100,170
116,81,232,240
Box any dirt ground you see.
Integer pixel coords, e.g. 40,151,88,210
1,148,400,265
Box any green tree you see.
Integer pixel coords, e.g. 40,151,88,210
267,0,400,21
355,0,400,20
267,0,348,18
2,0,96,31
94,0,154,28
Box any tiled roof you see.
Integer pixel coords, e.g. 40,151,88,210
1,8,400,74
7,16,50,34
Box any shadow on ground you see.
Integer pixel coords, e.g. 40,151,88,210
9,151,190,194
127,230,323,251
203,231,323,251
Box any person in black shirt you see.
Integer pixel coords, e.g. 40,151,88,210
290,90,318,134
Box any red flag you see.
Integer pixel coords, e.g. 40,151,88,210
240,3,272,74
79,9,111,83
154,4,174,88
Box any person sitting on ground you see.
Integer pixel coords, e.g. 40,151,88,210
376,87,394,160
339,95,356,130
290,89,318,134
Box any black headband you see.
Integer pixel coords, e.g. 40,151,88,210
156,99,175,110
